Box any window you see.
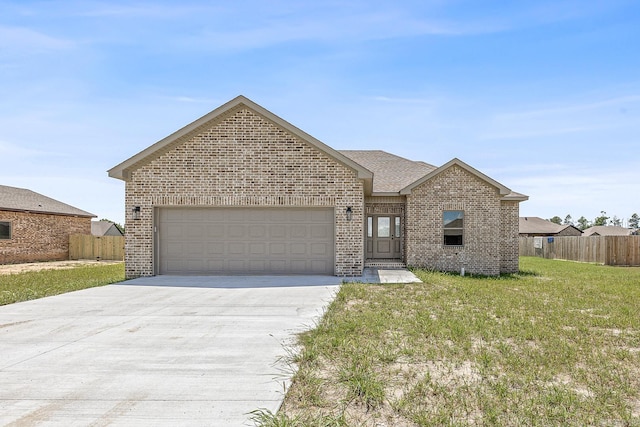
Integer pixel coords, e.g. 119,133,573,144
0,221,11,240
443,211,463,246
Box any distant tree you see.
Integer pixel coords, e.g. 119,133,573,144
100,218,125,234
577,216,591,230
629,213,639,230
611,216,622,227
593,211,610,227
549,216,562,225
563,214,573,226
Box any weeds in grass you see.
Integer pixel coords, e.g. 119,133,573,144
275,257,640,426
0,263,125,305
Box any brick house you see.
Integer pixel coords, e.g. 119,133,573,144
109,96,527,278
0,185,95,264
519,217,583,237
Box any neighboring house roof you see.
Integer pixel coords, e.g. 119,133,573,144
91,220,124,236
339,150,437,193
582,226,633,236
519,216,582,235
0,185,95,218
108,95,374,193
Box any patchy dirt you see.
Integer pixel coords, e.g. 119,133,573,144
0,260,123,275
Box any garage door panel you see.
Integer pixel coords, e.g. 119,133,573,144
228,225,245,238
269,225,287,239
166,225,183,238
159,207,334,275
249,225,266,238
249,243,266,255
186,225,203,239
166,242,184,255
311,243,329,255
291,225,307,239
207,225,225,238
227,259,246,270
311,260,330,273
228,242,245,255
186,242,204,255
207,242,224,255
311,225,330,239
269,242,286,255
289,211,309,222
290,242,307,255
311,210,332,221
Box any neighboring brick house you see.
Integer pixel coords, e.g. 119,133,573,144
519,217,583,237
0,185,95,264
109,96,527,278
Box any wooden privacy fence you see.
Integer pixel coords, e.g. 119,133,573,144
520,236,640,266
69,234,124,261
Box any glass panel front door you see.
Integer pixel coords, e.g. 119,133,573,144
366,215,402,259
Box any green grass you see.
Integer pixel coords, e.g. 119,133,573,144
261,258,640,426
0,263,125,305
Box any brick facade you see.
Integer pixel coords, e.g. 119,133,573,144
124,107,364,278
0,210,91,264
405,165,519,275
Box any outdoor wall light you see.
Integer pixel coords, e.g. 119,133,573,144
346,206,353,221
132,206,141,220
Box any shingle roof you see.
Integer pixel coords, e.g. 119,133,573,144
91,220,123,236
582,226,632,236
339,150,437,193
519,216,564,235
0,185,95,217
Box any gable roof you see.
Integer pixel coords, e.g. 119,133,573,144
399,158,528,201
0,185,95,218
91,220,124,236
339,150,437,194
108,95,373,192
582,226,633,236
519,216,565,235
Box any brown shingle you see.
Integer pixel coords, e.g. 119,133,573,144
339,150,436,193
0,185,95,217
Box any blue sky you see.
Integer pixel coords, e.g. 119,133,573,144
1,0,639,226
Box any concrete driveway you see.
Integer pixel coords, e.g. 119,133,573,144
0,275,341,426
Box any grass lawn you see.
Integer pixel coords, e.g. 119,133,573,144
0,263,125,306
255,257,640,426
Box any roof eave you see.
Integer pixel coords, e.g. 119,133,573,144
502,194,529,202
0,207,96,218
108,95,374,183
400,158,521,198
371,192,402,197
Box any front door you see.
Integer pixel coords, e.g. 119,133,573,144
366,215,402,259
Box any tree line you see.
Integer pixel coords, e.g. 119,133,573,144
548,211,639,231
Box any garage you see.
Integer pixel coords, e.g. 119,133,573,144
157,207,335,275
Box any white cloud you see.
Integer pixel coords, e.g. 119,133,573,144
480,94,640,141
509,163,640,220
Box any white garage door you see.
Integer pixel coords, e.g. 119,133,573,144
158,207,335,275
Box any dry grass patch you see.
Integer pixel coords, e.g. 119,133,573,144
0,262,125,305
254,258,640,426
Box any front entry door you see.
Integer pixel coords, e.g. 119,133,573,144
366,215,402,259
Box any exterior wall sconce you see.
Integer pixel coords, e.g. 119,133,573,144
346,206,353,221
132,206,141,220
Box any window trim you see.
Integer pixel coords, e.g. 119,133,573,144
0,221,11,240
443,210,464,246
